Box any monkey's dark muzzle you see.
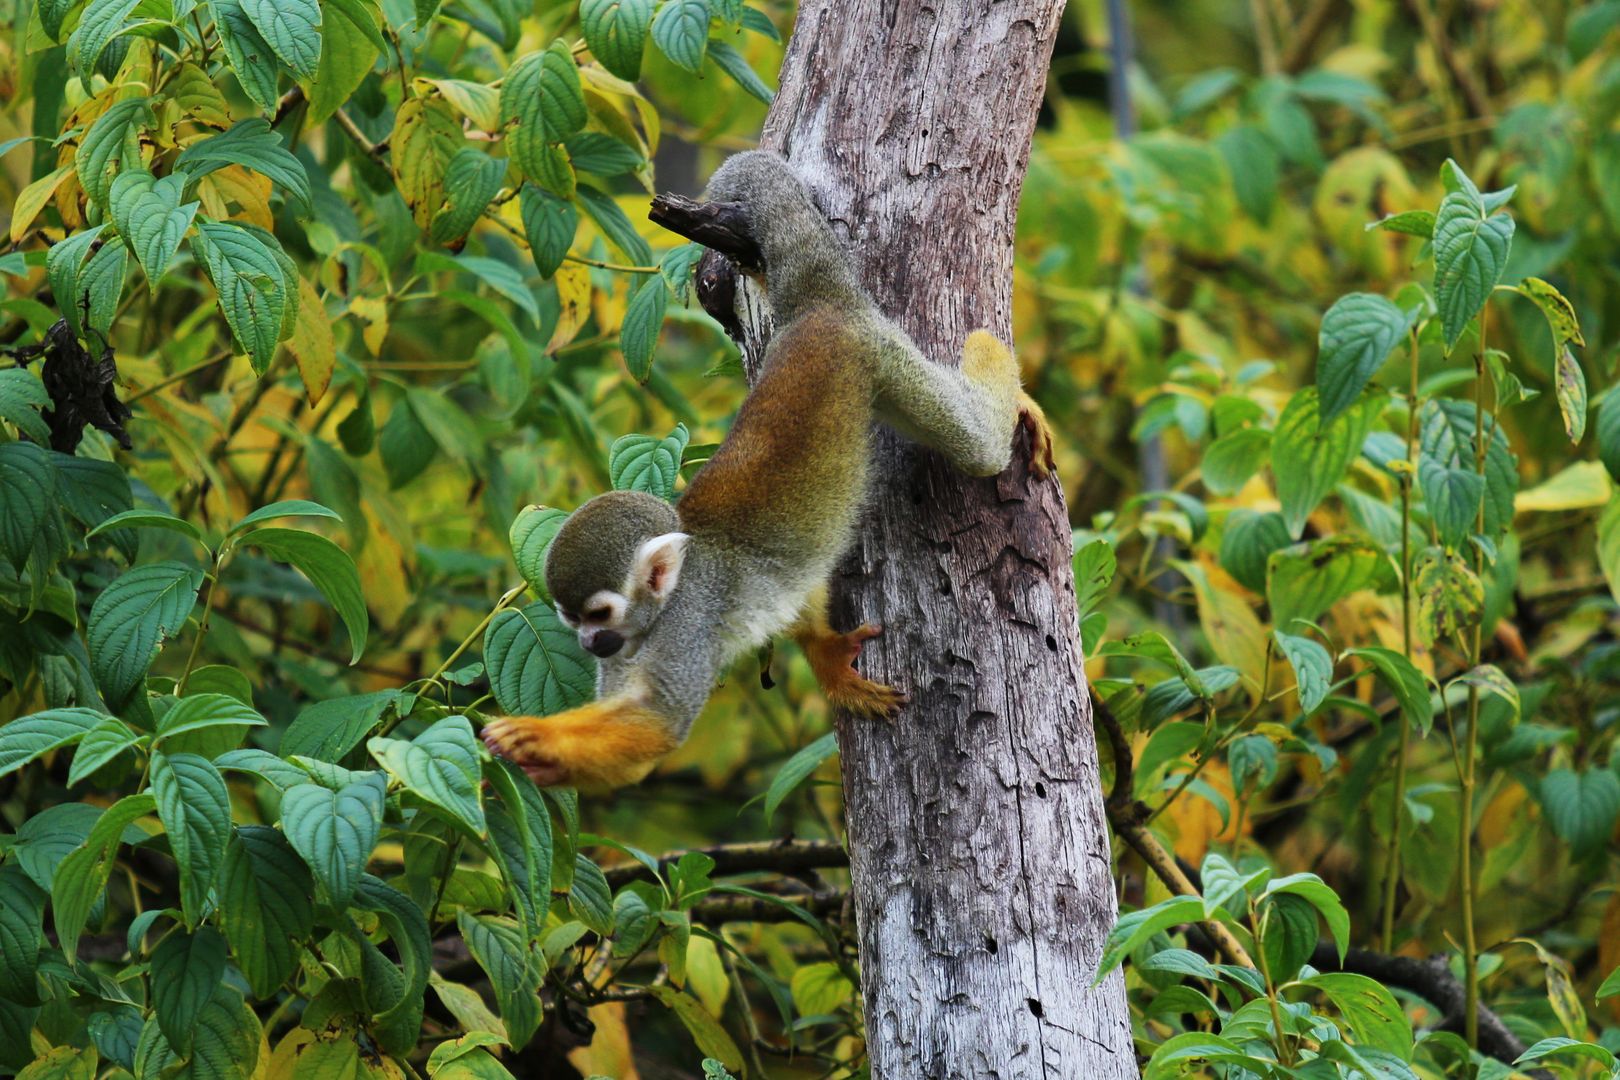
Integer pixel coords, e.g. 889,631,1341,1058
584,630,625,658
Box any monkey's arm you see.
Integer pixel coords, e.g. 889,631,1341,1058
869,323,1054,478
482,603,722,790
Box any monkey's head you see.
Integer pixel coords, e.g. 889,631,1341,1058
544,491,689,660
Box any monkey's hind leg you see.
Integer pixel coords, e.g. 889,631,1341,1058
482,698,679,791
791,588,906,720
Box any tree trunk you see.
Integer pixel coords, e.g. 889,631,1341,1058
721,2,1136,1074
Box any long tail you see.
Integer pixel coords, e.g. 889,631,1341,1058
702,151,864,323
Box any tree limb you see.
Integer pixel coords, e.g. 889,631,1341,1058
603,838,848,888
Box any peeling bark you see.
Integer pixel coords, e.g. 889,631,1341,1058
713,1,1137,1074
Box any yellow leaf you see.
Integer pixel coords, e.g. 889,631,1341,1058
390,97,463,230
15,1046,98,1080
349,294,389,356
285,276,335,405
548,263,591,352
264,1027,362,1080
200,165,274,230
1176,559,1270,698
1515,460,1611,513
429,972,508,1041
685,935,731,1019
1601,894,1620,1021
356,506,412,630
11,165,73,243
566,1003,640,1080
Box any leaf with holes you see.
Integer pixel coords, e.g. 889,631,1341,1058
86,562,204,708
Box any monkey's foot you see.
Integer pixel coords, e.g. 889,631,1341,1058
804,624,907,721
482,717,569,786
1017,392,1057,478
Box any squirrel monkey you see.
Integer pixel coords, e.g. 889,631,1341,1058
481,151,1056,790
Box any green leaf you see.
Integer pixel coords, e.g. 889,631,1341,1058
47,226,106,342
86,508,204,545
67,718,143,787
236,527,368,662
1345,646,1434,735
1219,510,1292,594
0,441,54,572
240,0,321,80
1540,767,1620,855
149,927,226,1055
510,505,569,600
457,912,543,1047
763,732,838,826
485,760,554,940
1555,346,1588,444
368,716,486,836
1199,852,1267,916
651,0,710,73
1517,276,1584,349
86,561,204,708
1272,631,1331,714
1597,392,1620,484
1216,124,1279,223
53,454,136,560
0,369,52,444
581,0,653,80
154,693,267,746
432,150,508,247
226,500,341,537
577,186,653,264
519,184,577,278
1304,972,1413,1061
177,119,312,214
1418,398,1517,542
1316,293,1413,424
353,875,432,1049
213,0,283,112
1096,896,1206,980
1266,536,1384,631
620,276,668,380
132,986,259,1080
67,0,142,90
1516,1038,1618,1074
1365,209,1434,237
308,0,381,126
0,866,43,1007
648,985,745,1073
708,40,774,103
150,752,231,926
52,794,155,963
1433,189,1514,351
1419,457,1484,548
279,777,385,905
1200,427,1270,496
107,171,199,287
1263,872,1350,961
1271,387,1381,538
566,132,646,176
220,826,313,998
280,690,400,763
1601,494,1620,607
212,749,310,791
568,854,614,935
609,423,689,498
1453,663,1520,725
76,99,151,211
1261,892,1320,982
77,241,128,338
191,220,290,373
0,707,103,781
1414,546,1484,641
483,603,595,715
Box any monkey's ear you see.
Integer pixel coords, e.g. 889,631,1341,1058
634,533,690,600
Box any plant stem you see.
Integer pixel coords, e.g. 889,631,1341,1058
1460,316,1490,1049
177,558,225,696
1380,330,1422,952
1251,896,1293,1064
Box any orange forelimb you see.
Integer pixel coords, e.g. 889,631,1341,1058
481,698,679,791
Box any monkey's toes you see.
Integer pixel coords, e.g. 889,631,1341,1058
832,678,907,722
1019,404,1057,478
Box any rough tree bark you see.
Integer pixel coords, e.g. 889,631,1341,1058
675,2,1136,1074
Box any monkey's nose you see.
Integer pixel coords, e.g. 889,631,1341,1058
585,630,624,658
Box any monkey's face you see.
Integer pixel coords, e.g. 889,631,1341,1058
549,529,689,660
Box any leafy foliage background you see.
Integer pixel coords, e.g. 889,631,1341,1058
2,0,1620,1077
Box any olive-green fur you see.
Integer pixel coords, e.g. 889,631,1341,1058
544,490,678,616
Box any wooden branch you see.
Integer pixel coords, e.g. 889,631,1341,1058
688,890,847,925
603,838,847,888
647,194,762,271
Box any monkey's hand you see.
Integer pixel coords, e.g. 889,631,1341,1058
481,697,679,791
1016,391,1057,478
800,623,907,721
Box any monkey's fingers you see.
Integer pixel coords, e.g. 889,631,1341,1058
829,676,907,722
1017,393,1057,478
482,718,571,786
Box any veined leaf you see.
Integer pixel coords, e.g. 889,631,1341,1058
150,752,232,926
483,603,595,715
367,716,486,836
1433,187,1514,351
1271,388,1382,538
763,733,837,826
581,0,653,80
620,275,668,381
86,562,204,708
1316,293,1413,424
519,184,577,278
609,423,689,498
0,369,51,445
1272,631,1332,715
176,120,312,213
240,0,321,80
510,505,569,600
220,826,313,998
107,171,199,287
75,98,152,212
191,220,291,373
0,708,104,781
148,927,226,1054
212,0,282,111
0,441,54,572
651,0,711,73
67,0,142,89
235,527,368,662
279,777,385,905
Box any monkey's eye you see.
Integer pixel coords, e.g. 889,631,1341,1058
585,605,613,622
